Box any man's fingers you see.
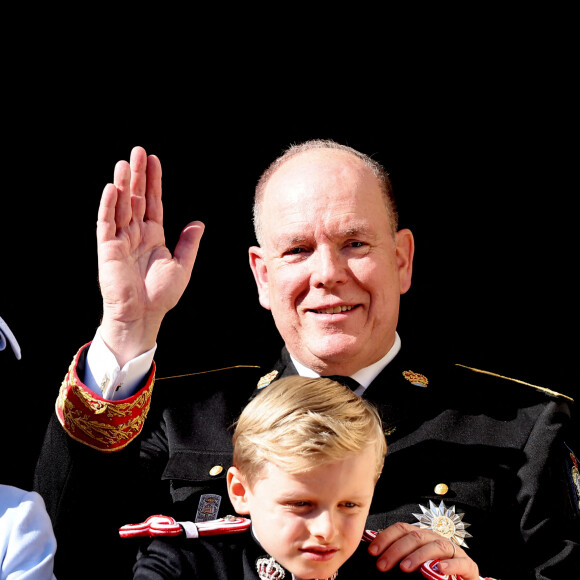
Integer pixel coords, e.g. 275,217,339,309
173,221,205,275
368,522,413,555
394,537,461,572
97,183,121,242
145,154,163,223
436,555,480,580
129,146,148,220
369,523,465,573
111,148,162,227
376,528,431,571
113,160,132,229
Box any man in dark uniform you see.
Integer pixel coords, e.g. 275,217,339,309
34,142,578,579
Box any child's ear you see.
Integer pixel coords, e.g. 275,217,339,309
227,467,251,515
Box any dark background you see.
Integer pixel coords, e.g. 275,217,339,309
1,38,577,490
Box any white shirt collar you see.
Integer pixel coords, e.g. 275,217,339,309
289,333,401,395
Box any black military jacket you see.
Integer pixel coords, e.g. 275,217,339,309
132,528,396,579
35,343,579,580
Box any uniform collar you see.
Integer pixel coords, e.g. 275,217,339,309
289,333,402,392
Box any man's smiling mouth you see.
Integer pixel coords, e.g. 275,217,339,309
312,305,357,315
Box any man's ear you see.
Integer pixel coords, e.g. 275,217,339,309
395,229,415,295
227,467,251,515
248,246,271,310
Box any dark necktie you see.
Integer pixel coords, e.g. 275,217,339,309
324,375,361,392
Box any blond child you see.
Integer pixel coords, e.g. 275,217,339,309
132,376,387,579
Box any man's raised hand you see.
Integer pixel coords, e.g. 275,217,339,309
97,146,204,366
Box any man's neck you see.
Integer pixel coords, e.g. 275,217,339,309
290,333,401,390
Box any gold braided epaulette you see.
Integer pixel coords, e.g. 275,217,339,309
455,364,574,402
56,343,156,452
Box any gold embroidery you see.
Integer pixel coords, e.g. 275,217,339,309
402,370,429,387
257,370,279,389
67,372,153,418
61,399,149,441
56,347,155,452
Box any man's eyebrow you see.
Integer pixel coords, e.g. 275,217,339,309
273,234,309,248
273,226,378,248
342,225,380,241
343,226,373,237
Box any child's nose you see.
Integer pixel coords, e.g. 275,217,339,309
309,510,336,541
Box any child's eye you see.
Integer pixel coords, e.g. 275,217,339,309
287,501,311,508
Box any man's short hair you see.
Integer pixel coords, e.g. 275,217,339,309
232,375,387,488
253,139,399,245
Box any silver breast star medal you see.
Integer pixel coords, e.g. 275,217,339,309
412,500,472,548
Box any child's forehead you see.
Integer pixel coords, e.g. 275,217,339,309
253,450,378,492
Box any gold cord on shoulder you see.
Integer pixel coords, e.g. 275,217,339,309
156,365,261,381
455,364,574,402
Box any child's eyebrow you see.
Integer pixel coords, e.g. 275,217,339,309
276,490,310,500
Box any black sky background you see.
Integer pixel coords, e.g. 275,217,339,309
1,35,577,489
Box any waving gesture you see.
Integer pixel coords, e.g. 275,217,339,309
97,147,204,366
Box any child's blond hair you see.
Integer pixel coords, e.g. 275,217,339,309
232,376,387,488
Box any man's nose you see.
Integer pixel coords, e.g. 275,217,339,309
310,247,348,289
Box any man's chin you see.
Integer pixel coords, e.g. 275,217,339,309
297,341,364,373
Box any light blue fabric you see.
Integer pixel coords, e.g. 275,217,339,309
0,485,56,579
0,317,20,360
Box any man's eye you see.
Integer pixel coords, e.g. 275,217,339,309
341,502,357,508
349,241,364,248
287,247,307,255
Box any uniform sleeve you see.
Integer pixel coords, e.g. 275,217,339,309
0,486,57,580
55,343,156,452
133,538,193,579
35,344,162,579
517,398,580,577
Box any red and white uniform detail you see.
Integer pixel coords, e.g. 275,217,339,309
420,559,493,580
119,514,251,539
120,518,492,579
420,559,462,580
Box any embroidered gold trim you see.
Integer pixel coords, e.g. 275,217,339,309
455,364,574,402
257,370,279,389
56,346,155,452
59,398,150,446
402,370,429,387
